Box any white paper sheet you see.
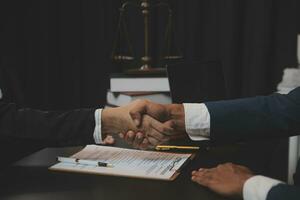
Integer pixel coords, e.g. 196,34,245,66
50,145,192,180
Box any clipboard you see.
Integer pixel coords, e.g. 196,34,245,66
49,145,195,181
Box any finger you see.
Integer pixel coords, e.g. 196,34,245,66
151,120,186,140
129,100,149,127
191,174,211,185
191,170,198,176
140,138,155,150
191,171,213,187
201,168,216,173
133,132,145,148
140,115,171,143
125,130,135,144
122,131,131,139
191,168,204,175
192,168,213,178
150,119,174,136
103,135,115,145
147,136,160,146
119,133,125,139
139,138,150,149
147,125,169,142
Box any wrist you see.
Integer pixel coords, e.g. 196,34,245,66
239,174,254,197
101,108,115,139
101,107,124,138
166,104,184,118
166,104,186,134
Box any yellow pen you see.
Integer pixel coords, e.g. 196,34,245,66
155,145,200,151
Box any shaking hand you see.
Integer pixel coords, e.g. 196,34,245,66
101,100,178,149
121,100,188,149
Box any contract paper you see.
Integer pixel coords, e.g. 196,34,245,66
49,145,192,180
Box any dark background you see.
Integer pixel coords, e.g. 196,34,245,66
0,0,299,109
0,0,300,180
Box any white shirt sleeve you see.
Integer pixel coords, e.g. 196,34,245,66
243,175,283,200
183,103,210,141
93,108,103,144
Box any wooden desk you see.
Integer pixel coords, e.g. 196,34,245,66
0,137,287,200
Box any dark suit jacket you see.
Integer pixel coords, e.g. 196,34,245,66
0,100,97,167
205,87,300,200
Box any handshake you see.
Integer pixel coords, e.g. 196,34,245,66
101,99,187,149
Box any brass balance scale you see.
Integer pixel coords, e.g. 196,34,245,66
111,0,183,75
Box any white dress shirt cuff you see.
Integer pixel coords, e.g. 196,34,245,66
243,175,283,200
93,109,103,144
183,103,210,141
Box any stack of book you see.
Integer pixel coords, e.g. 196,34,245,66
106,73,172,107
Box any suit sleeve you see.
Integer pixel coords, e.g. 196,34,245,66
0,100,97,147
204,87,300,142
266,184,300,200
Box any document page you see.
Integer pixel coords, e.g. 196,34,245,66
50,145,192,180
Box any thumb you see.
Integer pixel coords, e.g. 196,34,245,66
102,135,115,145
129,100,148,127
